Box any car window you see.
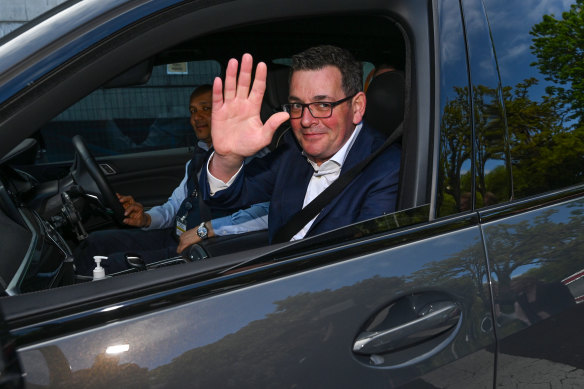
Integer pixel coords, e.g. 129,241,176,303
436,0,474,217
486,0,584,199
0,11,429,296
35,59,221,163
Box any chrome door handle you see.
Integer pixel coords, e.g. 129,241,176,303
353,301,461,355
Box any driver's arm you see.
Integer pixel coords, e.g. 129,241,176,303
143,160,191,229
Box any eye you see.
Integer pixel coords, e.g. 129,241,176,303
314,102,332,110
202,106,211,112
291,103,303,110
189,108,196,114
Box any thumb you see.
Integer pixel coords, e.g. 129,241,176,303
263,112,290,135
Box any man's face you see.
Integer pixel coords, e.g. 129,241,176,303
289,66,365,166
189,90,212,145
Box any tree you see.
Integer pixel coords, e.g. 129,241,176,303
530,0,584,124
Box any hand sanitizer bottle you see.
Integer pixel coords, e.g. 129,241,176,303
93,256,108,280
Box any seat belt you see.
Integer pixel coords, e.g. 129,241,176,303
272,122,403,243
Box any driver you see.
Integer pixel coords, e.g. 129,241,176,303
74,85,269,276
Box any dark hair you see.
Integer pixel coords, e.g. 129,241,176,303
190,84,212,100
291,45,362,96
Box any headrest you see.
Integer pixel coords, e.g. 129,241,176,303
363,70,405,138
260,64,291,123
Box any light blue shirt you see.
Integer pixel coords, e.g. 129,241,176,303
145,141,269,236
212,201,269,235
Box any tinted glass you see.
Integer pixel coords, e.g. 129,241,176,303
486,0,584,199
463,0,512,210
36,60,221,163
437,0,473,216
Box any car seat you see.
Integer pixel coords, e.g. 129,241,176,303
260,63,291,150
363,70,405,139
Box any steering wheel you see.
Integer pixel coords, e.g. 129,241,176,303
71,135,125,225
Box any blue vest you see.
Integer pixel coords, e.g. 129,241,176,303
174,147,231,234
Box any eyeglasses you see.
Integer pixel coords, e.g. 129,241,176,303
282,94,356,119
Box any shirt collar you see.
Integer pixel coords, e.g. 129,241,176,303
304,122,363,174
197,140,211,151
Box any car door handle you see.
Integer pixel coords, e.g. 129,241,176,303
99,163,116,175
353,301,461,355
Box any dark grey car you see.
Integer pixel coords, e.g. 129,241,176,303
0,0,583,387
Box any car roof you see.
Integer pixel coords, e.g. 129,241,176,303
0,0,178,106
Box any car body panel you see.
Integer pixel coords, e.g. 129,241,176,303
481,192,584,385
16,217,494,388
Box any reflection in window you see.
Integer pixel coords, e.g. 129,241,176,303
437,0,473,216
486,0,584,199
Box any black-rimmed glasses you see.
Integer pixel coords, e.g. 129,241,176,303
282,94,356,119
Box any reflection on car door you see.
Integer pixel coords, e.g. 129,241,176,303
16,213,496,388
481,195,584,386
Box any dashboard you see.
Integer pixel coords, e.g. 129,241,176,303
0,165,71,295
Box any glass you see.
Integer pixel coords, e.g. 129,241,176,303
282,94,356,119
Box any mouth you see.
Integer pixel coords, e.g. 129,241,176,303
302,131,325,139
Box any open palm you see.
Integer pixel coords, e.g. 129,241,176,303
210,54,289,176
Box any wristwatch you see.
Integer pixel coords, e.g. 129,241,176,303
196,221,209,240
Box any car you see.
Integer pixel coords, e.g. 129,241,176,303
0,0,583,387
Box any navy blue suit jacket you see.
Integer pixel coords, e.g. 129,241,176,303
200,124,401,242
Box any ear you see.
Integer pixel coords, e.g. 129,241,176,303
351,91,366,125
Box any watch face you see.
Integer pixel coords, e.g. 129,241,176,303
197,224,208,239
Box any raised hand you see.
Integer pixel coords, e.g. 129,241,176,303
117,193,150,227
209,53,289,181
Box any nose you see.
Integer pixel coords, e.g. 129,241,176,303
300,105,318,127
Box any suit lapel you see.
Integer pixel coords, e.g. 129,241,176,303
279,154,313,225
307,125,375,232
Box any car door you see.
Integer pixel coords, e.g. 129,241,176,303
472,0,584,385
0,0,500,387
6,207,497,388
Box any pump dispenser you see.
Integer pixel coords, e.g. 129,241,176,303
93,256,108,280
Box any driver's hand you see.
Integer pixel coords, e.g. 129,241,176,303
177,221,214,254
117,193,151,227
177,228,202,254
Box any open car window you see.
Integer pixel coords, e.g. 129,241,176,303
0,8,435,300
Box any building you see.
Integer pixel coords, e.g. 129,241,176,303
0,0,66,38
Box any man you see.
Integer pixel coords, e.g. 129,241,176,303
74,85,268,276
200,45,401,242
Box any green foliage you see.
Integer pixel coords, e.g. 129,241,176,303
530,0,584,123
504,78,584,197
439,77,584,208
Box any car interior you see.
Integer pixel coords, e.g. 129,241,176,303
0,12,432,298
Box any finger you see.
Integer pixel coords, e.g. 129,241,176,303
249,61,267,108
177,239,185,253
236,53,253,99
123,217,137,227
223,58,239,101
212,77,224,112
177,233,194,253
117,194,132,204
124,203,141,216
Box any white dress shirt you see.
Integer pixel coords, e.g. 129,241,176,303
291,123,362,240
